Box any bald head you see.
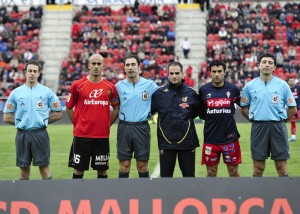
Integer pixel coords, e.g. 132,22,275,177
88,54,104,80
89,54,104,62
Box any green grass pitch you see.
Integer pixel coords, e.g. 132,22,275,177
0,122,299,180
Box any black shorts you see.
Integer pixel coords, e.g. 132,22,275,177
117,120,150,160
68,137,110,171
16,128,50,167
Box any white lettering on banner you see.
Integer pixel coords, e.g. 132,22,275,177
84,99,109,106
73,0,177,5
207,108,231,114
207,98,231,108
0,0,45,5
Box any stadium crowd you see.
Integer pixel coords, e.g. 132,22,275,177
56,4,178,96
1,2,300,98
200,1,300,89
0,5,44,98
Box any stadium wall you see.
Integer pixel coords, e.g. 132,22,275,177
0,178,299,213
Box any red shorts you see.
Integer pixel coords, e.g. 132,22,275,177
294,110,300,118
201,140,242,166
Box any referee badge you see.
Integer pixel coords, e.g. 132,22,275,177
37,100,44,109
5,103,14,110
241,97,247,104
288,97,295,104
272,95,279,104
142,91,149,101
52,101,60,109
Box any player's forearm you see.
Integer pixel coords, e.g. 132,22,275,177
110,106,120,126
49,111,62,124
241,107,250,121
286,106,297,122
66,107,74,124
3,113,15,125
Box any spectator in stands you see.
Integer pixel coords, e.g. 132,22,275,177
180,37,191,59
199,0,210,12
3,61,62,180
273,42,283,55
23,48,33,63
276,52,284,67
218,27,227,40
286,27,295,46
288,46,296,60
167,28,176,41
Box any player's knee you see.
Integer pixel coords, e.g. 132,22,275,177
228,166,239,177
206,167,217,177
74,169,84,175
137,161,148,172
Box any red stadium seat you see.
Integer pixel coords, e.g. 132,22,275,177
77,42,84,49
213,34,220,41
207,34,214,41
71,42,77,49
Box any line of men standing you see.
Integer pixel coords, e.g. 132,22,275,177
3,52,297,179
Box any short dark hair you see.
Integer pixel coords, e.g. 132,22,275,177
258,52,277,65
24,61,42,73
168,61,183,72
123,54,140,66
208,60,226,71
287,76,295,82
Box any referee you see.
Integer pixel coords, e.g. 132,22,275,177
116,55,158,178
241,52,296,177
3,61,62,180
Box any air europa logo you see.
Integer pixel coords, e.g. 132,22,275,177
89,89,103,98
207,98,231,107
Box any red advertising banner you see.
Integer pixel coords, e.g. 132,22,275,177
0,177,299,213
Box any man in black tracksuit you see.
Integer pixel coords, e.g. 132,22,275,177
151,62,200,177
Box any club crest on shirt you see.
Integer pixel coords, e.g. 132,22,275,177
206,93,211,98
5,103,14,110
163,88,169,92
179,96,189,108
37,100,43,109
226,91,230,98
142,91,149,101
66,93,71,102
89,89,103,98
241,97,247,104
52,101,60,109
288,97,294,104
272,95,279,104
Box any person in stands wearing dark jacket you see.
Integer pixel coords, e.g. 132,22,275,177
151,62,200,177
199,60,241,177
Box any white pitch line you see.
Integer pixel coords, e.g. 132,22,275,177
150,162,160,178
